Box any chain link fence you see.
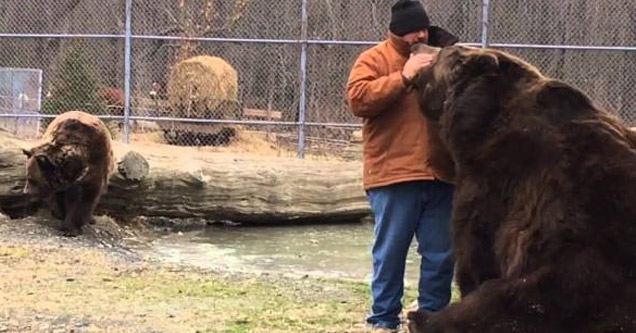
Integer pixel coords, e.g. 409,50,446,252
0,0,634,159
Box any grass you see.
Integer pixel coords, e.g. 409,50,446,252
0,245,31,259
116,271,374,332
0,243,461,333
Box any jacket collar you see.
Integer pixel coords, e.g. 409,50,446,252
387,32,412,57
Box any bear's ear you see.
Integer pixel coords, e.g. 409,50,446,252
22,148,33,158
461,52,499,76
536,80,594,123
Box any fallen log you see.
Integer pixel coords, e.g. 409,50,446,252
0,129,370,224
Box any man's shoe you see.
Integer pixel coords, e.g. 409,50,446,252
367,325,399,333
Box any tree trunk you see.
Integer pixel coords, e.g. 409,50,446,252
0,131,370,224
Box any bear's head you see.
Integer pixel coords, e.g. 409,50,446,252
22,143,89,196
411,44,501,123
412,44,602,139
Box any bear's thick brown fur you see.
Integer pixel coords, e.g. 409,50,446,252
23,110,114,237
407,44,636,332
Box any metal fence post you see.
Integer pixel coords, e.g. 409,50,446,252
297,0,308,158
122,0,133,143
481,0,490,48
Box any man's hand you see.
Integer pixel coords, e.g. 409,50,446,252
402,53,435,84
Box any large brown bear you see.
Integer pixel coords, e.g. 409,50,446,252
23,110,114,237
407,44,636,332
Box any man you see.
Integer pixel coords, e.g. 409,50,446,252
345,1,459,331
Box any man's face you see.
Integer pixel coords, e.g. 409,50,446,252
400,29,429,46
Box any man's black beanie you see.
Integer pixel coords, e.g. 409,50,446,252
389,0,430,36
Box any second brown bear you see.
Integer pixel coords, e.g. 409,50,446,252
23,110,114,237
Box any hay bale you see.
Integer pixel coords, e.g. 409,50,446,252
166,55,240,120
163,55,241,146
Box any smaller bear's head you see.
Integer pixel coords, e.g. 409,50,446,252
22,143,89,197
411,44,500,122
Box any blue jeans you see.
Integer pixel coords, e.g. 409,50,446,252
366,180,455,329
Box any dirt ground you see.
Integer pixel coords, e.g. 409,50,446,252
0,212,418,333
